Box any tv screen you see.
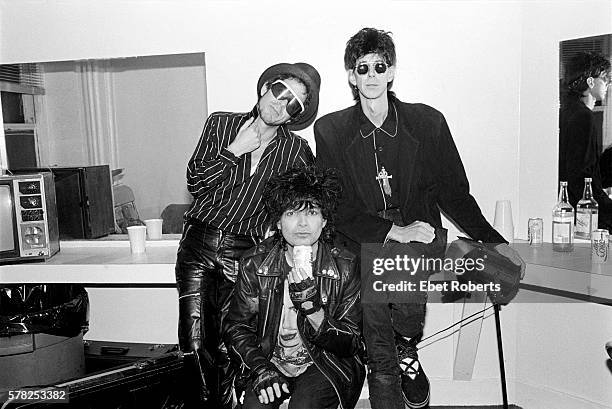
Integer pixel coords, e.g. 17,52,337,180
0,184,16,252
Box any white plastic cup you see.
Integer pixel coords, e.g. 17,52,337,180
293,245,313,276
493,200,514,243
144,218,163,240
127,225,147,254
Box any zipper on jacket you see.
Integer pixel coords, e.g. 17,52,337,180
323,350,350,382
231,345,250,371
260,277,277,338
302,339,345,409
337,294,358,321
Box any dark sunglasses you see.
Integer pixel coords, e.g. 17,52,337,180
270,80,305,117
355,62,388,76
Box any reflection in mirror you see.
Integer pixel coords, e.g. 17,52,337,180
0,53,206,226
558,35,612,231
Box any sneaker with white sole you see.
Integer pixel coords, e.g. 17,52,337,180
397,337,430,409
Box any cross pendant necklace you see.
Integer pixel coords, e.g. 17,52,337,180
376,167,393,197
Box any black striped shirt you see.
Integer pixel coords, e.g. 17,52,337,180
184,108,314,236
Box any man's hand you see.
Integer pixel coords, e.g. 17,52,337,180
227,117,261,157
253,365,290,404
494,243,526,279
387,221,435,244
288,267,321,315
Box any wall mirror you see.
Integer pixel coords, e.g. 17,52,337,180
1,53,207,228
558,35,612,201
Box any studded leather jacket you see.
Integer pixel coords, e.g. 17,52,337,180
223,238,366,409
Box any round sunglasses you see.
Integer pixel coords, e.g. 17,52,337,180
269,80,305,118
355,62,388,76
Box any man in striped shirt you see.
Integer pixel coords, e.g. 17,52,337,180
175,62,319,409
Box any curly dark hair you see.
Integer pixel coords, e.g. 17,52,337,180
563,51,611,99
344,27,397,101
263,165,341,244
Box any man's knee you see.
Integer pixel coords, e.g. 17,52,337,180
368,365,401,379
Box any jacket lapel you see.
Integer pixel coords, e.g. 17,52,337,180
394,107,420,208
342,102,421,211
313,242,340,281
255,241,284,277
343,107,383,214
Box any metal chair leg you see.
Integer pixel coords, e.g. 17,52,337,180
493,304,509,409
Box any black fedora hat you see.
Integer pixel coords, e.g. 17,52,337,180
257,62,321,131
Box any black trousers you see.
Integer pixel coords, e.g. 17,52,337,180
361,232,445,409
240,364,339,409
363,302,425,409
175,219,259,409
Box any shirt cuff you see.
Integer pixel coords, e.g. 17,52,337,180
219,147,240,165
383,224,395,245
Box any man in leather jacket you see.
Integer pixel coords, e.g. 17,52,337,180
175,63,320,408
223,166,366,409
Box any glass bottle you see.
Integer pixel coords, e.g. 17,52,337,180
575,177,598,240
552,181,574,252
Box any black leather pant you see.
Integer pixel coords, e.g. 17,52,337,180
175,219,259,409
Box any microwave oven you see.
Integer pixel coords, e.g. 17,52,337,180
0,172,60,263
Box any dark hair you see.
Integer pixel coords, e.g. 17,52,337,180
263,73,312,123
344,27,397,101
563,51,611,99
263,165,341,244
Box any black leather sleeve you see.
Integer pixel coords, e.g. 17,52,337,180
223,258,269,375
301,256,363,358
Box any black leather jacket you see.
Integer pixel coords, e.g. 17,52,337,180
223,238,365,409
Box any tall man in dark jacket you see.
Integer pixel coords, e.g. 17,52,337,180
175,63,320,408
224,166,365,409
315,28,525,409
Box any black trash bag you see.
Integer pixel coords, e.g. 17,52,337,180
0,284,89,337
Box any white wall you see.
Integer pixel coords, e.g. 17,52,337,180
514,294,612,409
2,0,612,406
1,0,522,236
518,0,612,239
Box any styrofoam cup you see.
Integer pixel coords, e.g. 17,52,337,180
127,225,147,254
493,200,514,243
144,218,163,240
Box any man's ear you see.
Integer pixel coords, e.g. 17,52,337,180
277,221,281,230
322,219,327,229
387,65,396,84
586,76,595,89
260,83,269,97
348,70,357,87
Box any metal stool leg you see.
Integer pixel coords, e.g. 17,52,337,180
493,304,509,409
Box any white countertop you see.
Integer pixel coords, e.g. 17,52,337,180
513,242,612,300
2,238,612,300
0,237,180,284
